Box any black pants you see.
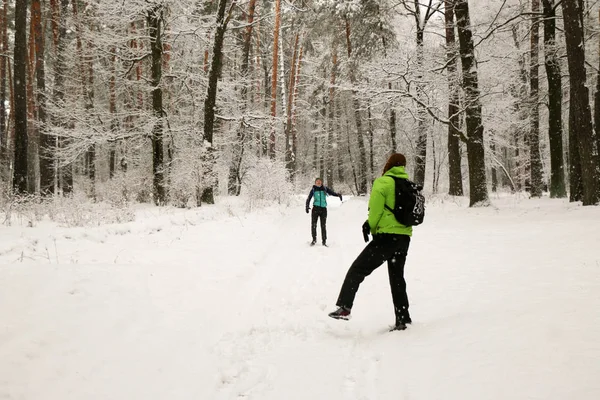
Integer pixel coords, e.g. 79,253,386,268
311,206,327,242
336,234,411,314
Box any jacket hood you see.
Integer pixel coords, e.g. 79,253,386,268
383,166,409,180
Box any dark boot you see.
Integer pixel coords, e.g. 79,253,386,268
328,306,351,320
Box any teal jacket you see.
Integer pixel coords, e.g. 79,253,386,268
306,185,340,209
367,166,412,236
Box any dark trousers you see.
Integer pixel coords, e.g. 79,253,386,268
311,206,327,242
336,234,411,314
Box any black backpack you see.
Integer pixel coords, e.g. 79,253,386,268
384,177,425,226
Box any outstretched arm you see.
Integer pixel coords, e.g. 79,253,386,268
325,186,341,198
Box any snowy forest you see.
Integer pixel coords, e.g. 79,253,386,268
3,2,600,398
0,0,599,209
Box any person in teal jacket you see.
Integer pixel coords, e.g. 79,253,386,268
328,153,413,331
306,177,342,246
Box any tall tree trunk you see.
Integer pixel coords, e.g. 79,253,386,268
595,8,600,183
34,0,52,195
27,3,39,194
228,0,256,195
0,0,7,165
148,5,166,205
389,83,397,152
562,0,600,205
269,0,281,159
413,27,427,186
109,46,117,178
344,17,367,194
291,41,303,175
54,0,72,194
454,0,489,206
367,103,374,184
445,0,464,196
529,0,543,197
203,0,234,204
285,32,299,175
542,0,566,198
511,25,529,191
13,0,28,194
326,41,337,189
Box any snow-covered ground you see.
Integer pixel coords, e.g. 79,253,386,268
1,194,600,399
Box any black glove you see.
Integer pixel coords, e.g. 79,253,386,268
306,207,310,214
339,194,343,202
362,220,370,242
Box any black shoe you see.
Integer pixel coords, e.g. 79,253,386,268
322,241,327,247
390,321,407,331
310,239,316,246
328,306,351,320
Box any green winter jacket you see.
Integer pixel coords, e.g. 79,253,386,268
367,166,413,237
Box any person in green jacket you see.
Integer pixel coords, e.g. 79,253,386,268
328,153,413,331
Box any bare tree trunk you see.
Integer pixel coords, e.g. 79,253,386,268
54,0,72,194
148,5,166,205
562,0,600,205
203,0,234,204
529,0,543,197
455,0,489,206
367,103,374,185
413,26,427,186
511,25,529,191
109,46,118,178
344,17,367,194
34,0,52,195
542,0,567,198
228,0,256,195
269,0,281,159
445,0,463,196
285,32,299,175
595,8,600,185
326,41,337,189
13,0,28,194
389,83,397,152
291,40,303,175
27,5,39,194
0,0,7,165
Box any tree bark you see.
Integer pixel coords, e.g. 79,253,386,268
109,46,117,178
34,0,52,195
0,0,7,164
326,41,337,189
13,0,28,194
389,83,397,152
54,0,72,194
269,0,281,159
562,0,600,205
413,26,427,186
529,0,543,197
445,0,464,196
542,0,566,198
203,0,234,204
148,5,166,205
454,0,489,206
27,8,39,194
285,33,300,175
344,17,368,195
228,0,256,195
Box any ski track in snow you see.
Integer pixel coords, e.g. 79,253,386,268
1,195,600,399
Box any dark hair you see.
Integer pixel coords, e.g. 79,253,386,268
383,153,407,174
315,177,323,182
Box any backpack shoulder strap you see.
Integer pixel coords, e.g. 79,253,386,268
383,176,401,213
